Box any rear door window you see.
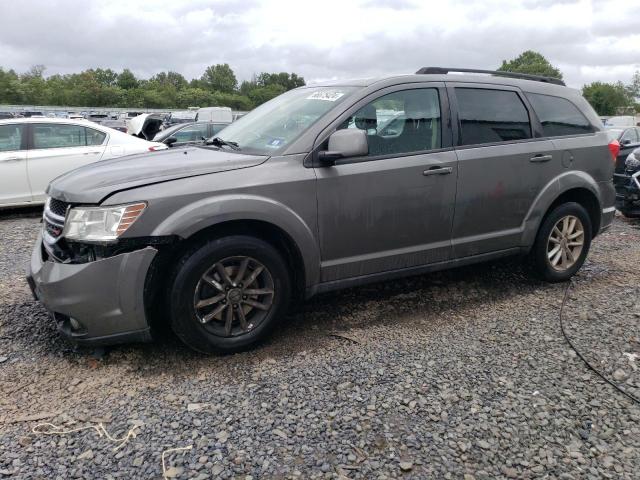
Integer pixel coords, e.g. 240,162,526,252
33,124,86,149
525,93,594,137
86,127,107,146
33,124,106,149
0,124,24,152
455,88,531,146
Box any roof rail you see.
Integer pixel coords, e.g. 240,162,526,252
415,67,565,86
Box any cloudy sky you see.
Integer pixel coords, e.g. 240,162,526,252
0,0,638,88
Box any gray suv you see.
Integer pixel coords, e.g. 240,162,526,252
27,67,616,353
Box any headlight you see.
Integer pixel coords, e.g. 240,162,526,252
63,202,147,242
625,152,640,170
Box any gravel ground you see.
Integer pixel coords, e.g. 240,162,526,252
0,210,639,479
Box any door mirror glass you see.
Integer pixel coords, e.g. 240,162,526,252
320,129,368,163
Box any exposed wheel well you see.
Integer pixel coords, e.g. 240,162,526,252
547,188,601,236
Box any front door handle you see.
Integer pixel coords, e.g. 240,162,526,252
83,151,102,155
530,154,553,163
423,166,453,176
0,156,22,162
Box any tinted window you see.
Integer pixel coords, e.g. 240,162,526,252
174,124,209,143
338,88,441,156
456,88,531,146
0,124,24,152
526,93,594,137
86,128,107,146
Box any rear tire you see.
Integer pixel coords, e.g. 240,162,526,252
529,202,592,282
169,235,291,354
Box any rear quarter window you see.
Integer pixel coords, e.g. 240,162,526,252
525,93,595,137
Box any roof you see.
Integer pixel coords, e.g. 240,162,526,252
0,117,93,125
310,72,574,95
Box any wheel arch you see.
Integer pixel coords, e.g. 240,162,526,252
522,172,602,249
150,194,320,291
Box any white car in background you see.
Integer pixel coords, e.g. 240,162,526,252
0,117,167,208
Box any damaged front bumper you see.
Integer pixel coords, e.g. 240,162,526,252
26,232,157,346
614,169,640,217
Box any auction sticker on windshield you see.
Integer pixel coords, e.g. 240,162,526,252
306,90,346,101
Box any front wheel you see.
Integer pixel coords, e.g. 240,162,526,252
529,202,592,282
169,235,291,354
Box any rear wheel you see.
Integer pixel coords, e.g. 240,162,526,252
529,202,592,282
169,235,291,354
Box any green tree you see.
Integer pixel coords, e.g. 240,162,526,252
201,64,237,93
582,81,632,116
498,50,563,80
117,69,138,90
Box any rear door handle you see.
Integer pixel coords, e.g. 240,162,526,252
423,166,453,176
0,156,22,162
530,154,553,163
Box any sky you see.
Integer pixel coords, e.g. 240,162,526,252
0,0,639,89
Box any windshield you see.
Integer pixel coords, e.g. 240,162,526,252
213,86,358,154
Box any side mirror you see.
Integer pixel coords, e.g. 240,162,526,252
318,129,368,165
622,139,632,146
164,136,178,146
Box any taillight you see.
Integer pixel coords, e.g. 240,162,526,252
148,146,161,152
608,140,620,162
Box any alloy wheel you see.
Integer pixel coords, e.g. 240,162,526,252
193,256,275,337
546,215,585,271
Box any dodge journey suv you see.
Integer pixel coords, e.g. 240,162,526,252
27,67,616,353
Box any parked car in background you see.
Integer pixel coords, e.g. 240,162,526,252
19,111,45,118
0,118,167,208
195,107,233,123
606,126,640,172
87,113,110,124
126,113,165,141
613,147,640,217
153,121,229,147
604,115,638,128
164,110,197,127
0,112,14,120
100,119,128,132
28,67,615,353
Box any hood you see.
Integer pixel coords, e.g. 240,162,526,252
47,147,268,204
126,113,165,140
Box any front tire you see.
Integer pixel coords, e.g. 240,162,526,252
529,202,592,282
169,235,291,354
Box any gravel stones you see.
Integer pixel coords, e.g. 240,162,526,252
0,211,639,478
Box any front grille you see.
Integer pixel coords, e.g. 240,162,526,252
43,197,71,244
48,198,70,217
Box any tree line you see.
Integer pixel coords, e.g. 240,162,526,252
0,64,305,110
1,53,638,115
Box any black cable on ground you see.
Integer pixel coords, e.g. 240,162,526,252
559,280,640,406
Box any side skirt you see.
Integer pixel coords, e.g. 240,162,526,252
306,247,524,298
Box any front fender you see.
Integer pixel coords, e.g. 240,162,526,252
521,170,601,247
151,194,320,287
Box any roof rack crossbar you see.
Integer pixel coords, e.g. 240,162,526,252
415,67,565,86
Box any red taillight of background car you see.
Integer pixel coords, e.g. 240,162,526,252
608,140,620,162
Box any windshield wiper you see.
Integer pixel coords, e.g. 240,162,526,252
205,136,240,150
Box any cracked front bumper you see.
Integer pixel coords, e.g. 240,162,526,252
26,232,157,346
